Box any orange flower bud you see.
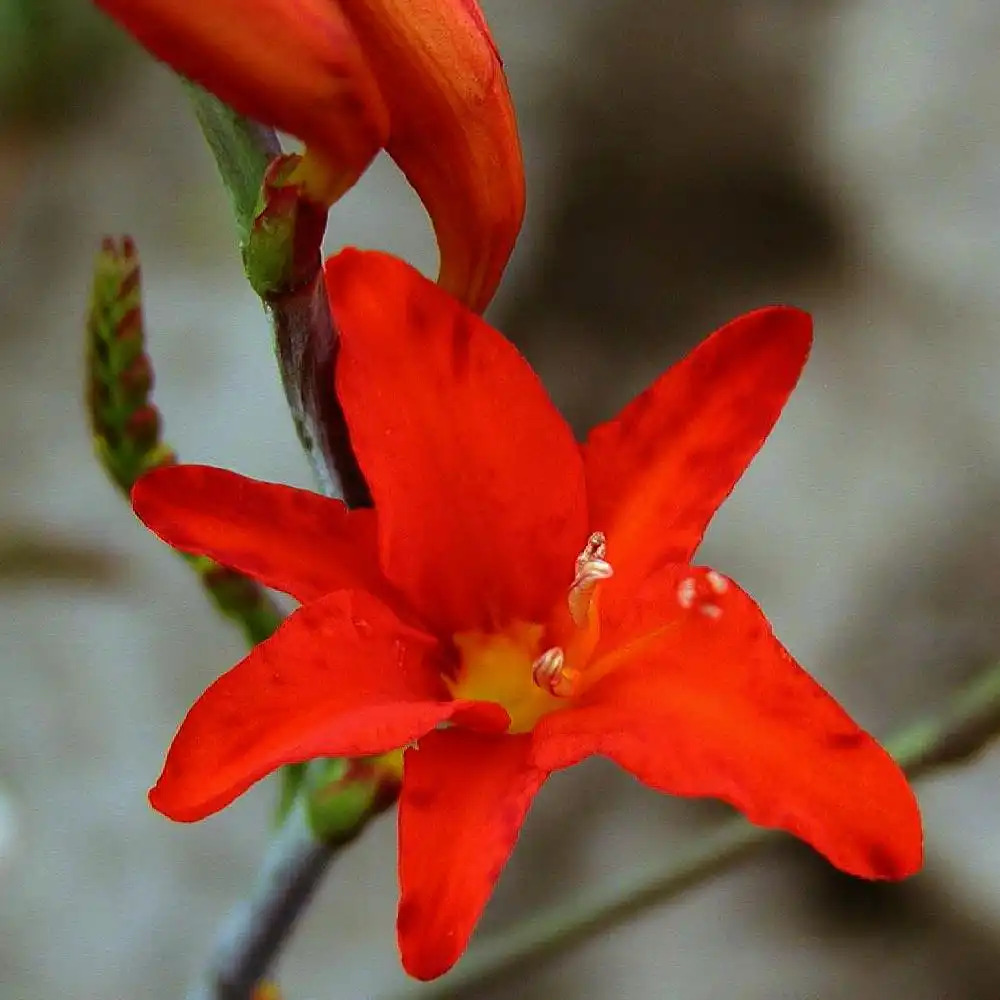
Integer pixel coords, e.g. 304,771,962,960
335,0,525,312
95,0,390,202
95,0,525,311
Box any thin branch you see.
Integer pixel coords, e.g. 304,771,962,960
186,759,399,1000
186,803,337,1000
265,268,371,506
186,88,369,506
178,92,380,1000
389,659,1000,1000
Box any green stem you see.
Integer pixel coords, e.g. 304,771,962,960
184,84,280,243
391,660,1000,1000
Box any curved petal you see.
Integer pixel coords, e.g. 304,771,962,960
337,0,524,311
584,307,811,620
325,250,588,636
397,729,546,980
150,590,508,822
94,0,389,193
132,465,388,605
533,566,923,880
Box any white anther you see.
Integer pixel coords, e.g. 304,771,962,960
678,572,726,620
569,532,615,627
532,647,566,695
575,531,607,575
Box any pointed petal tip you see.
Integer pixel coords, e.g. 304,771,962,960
741,303,814,360
148,781,211,824
396,731,546,982
398,932,459,982
847,773,924,882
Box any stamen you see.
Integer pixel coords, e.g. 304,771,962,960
568,531,614,627
676,570,729,620
531,646,577,698
576,531,607,575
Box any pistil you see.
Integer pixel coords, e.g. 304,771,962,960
567,531,614,627
531,531,616,700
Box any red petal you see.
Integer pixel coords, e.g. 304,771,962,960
584,308,811,620
94,0,389,188
397,729,546,980
132,465,389,605
533,566,923,880
326,250,588,636
150,591,507,822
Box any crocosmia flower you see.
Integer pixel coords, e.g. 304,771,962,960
133,250,922,980
94,0,524,312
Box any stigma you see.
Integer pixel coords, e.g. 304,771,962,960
568,531,614,627
531,532,615,699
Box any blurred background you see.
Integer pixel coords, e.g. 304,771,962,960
2,1,1000,997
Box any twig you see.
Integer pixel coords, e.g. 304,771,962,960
177,93,380,1000
187,758,400,1000
186,803,337,1000
185,87,369,505
388,659,1000,1000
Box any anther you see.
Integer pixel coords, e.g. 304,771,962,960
532,646,567,696
676,570,729,620
568,531,614,627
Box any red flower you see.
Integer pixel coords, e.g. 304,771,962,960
94,0,523,311
133,250,922,980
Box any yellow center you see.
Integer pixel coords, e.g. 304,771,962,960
448,623,563,733
446,532,614,733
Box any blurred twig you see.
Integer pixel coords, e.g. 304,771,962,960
0,532,122,586
388,658,1000,1000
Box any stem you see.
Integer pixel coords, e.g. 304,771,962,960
181,90,378,1000
390,660,1000,1000
265,272,371,506
187,761,399,1000
186,91,369,505
184,84,280,243
186,803,336,1000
